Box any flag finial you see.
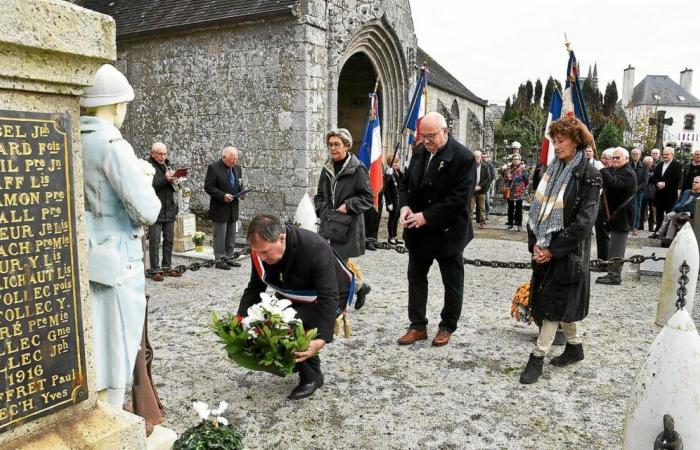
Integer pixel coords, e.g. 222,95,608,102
564,34,572,52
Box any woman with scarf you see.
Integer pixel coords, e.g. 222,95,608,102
519,116,602,384
314,128,374,309
503,154,529,231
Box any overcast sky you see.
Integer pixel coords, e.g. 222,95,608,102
409,0,700,105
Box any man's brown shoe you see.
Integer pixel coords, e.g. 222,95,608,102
397,329,428,345
151,273,164,282
432,329,452,346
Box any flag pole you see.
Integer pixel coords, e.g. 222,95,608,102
389,64,428,170
564,37,610,220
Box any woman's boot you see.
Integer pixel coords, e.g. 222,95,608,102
550,343,584,367
519,353,543,384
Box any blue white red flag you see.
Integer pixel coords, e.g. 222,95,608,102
405,66,428,144
562,50,591,129
358,93,383,208
539,89,562,165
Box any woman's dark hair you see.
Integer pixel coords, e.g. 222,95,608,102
247,214,285,242
548,116,594,149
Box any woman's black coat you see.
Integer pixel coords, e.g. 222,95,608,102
527,153,602,323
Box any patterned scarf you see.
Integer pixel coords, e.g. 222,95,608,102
528,150,584,248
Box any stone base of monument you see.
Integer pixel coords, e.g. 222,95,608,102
8,401,147,450
173,213,197,252
148,425,178,450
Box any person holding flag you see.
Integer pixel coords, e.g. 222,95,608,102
358,92,384,251
314,128,373,310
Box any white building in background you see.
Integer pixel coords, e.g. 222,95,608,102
621,66,700,151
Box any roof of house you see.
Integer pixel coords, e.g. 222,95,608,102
628,75,700,108
417,47,487,106
77,0,299,39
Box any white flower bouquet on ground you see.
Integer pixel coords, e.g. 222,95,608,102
211,293,318,376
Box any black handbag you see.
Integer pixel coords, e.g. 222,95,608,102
320,210,353,242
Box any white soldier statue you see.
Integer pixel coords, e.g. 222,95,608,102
80,64,161,407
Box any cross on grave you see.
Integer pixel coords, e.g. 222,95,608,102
649,110,673,150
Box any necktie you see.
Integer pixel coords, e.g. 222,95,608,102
229,168,236,189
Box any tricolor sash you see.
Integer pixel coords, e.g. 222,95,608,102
251,251,355,310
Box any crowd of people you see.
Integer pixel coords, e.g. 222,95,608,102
143,109,700,398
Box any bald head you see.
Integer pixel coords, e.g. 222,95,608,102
420,112,449,152
222,146,239,168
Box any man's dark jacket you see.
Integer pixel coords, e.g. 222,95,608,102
651,159,683,208
474,163,493,193
682,162,700,191
204,159,243,223
237,226,349,343
148,156,178,222
600,163,637,232
630,160,647,193
399,135,476,258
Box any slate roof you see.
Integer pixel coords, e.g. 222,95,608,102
417,47,487,106
77,0,299,39
628,75,700,108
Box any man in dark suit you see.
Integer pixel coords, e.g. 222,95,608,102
472,150,492,228
147,142,182,280
596,147,637,285
238,215,351,399
204,146,244,270
397,112,476,347
651,147,683,232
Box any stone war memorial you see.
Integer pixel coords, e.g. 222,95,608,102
0,1,149,448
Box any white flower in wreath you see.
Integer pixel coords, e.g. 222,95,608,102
192,401,211,421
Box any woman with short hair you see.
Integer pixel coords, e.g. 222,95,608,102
520,116,602,384
314,128,374,309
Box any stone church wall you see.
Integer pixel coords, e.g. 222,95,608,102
428,87,485,151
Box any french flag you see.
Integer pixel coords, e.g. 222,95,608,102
539,90,562,165
358,93,383,208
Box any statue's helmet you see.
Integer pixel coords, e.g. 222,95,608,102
80,64,134,108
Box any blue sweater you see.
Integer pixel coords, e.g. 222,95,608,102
672,189,700,213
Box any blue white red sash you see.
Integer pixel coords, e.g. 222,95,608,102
251,251,355,308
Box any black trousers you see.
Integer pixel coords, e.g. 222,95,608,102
407,252,464,332
507,200,523,226
640,198,655,230
387,208,400,239
148,221,175,269
594,211,609,261
364,199,383,240
295,355,321,383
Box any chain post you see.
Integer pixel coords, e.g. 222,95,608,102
653,414,683,450
675,260,690,311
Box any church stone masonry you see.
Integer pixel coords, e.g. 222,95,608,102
79,0,486,224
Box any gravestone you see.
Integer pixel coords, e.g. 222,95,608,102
0,1,147,448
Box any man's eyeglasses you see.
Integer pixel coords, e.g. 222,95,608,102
421,129,445,142
612,156,622,160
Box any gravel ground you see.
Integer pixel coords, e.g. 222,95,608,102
145,219,700,450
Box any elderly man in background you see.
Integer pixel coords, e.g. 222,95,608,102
651,147,683,233
205,146,244,270
472,150,492,228
147,142,181,280
629,148,646,236
592,148,615,272
650,148,661,167
682,148,700,192
398,112,475,347
596,147,637,285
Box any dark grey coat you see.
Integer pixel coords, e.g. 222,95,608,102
314,154,373,260
204,159,243,223
601,163,637,232
528,153,602,323
148,156,178,222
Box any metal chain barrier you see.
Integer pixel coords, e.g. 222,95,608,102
145,247,251,278
654,414,683,450
675,260,690,311
463,253,665,270
371,240,408,254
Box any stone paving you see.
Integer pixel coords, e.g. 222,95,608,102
145,222,699,449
